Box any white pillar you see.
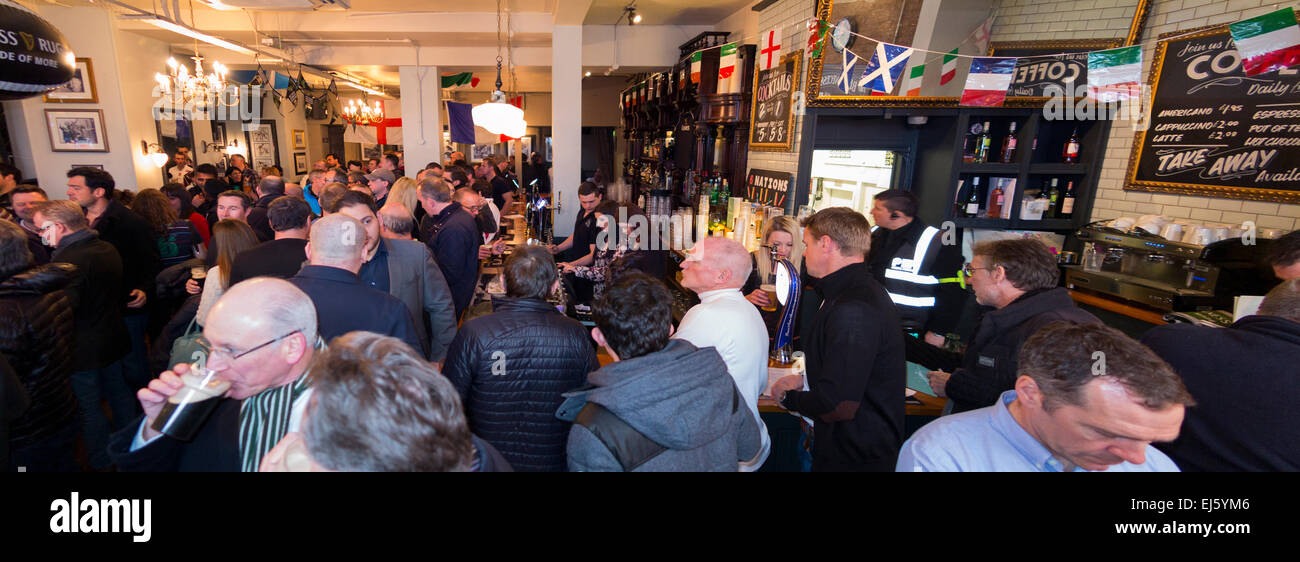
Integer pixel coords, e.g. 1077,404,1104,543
398,65,442,178
552,25,582,237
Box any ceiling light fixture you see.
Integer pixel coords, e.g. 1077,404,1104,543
473,0,526,136
624,2,640,25
140,17,256,55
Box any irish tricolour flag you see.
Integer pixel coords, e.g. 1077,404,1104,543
960,57,1017,107
1229,7,1300,76
718,42,739,79
1087,45,1142,102
690,50,703,84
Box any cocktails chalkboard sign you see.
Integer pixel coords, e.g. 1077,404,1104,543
1127,21,1300,203
750,52,800,152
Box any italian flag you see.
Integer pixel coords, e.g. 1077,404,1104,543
690,50,703,84
1229,7,1300,76
905,64,925,96
441,72,479,88
1087,45,1142,102
718,42,739,79
939,48,958,85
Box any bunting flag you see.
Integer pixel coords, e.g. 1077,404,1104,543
836,48,861,93
940,48,959,85
972,15,996,54
1229,7,1300,76
807,18,830,59
961,57,1017,106
859,42,914,94
1087,45,1143,102
759,28,782,71
905,64,925,96
441,72,480,88
690,50,703,83
718,42,739,79
446,101,475,145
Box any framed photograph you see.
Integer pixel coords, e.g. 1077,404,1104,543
294,152,308,175
44,58,98,103
71,164,104,171
45,109,108,152
292,129,307,149
471,143,496,161
244,121,280,171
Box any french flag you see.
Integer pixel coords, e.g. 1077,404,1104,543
960,57,1018,107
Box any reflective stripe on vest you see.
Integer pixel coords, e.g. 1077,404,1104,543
884,267,940,285
888,293,937,307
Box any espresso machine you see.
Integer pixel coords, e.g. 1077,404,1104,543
1063,224,1276,312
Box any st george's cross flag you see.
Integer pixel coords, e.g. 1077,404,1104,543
961,57,1017,106
905,64,925,96
1229,7,1300,76
758,27,782,71
939,48,959,85
1087,45,1142,102
859,42,914,94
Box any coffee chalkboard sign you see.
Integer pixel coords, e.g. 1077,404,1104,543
750,52,800,152
1127,22,1300,203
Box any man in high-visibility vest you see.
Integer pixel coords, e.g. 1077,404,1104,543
866,190,966,364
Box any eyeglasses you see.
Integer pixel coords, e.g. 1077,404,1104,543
962,263,997,277
199,331,299,362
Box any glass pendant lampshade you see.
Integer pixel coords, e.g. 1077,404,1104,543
473,89,524,136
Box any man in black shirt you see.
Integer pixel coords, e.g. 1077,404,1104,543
480,156,515,211
417,177,480,318
227,196,311,286
245,176,285,242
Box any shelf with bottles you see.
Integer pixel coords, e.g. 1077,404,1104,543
950,173,1019,222
1018,175,1081,224
960,116,1028,166
1027,119,1094,165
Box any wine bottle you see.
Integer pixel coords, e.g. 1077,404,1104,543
966,177,982,217
975,121,992,163
1000,122,1018,163
1061,180,1076,218
987,180,1004,218
1063,128,1081,163
1047,178,1061,218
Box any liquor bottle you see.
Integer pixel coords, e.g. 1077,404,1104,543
965,177,982,217
1060,180,1076,219
952,179,966,218
987,180,1004,218
1047,178,1061,217
1000,121,1018,163
962,128,978,164
713,129,725,169
974,121,992,163
1063,128,1081,163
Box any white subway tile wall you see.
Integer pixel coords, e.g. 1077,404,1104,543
746,0,812,180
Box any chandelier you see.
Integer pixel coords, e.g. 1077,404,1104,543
155,55,232,107
343,98,384,125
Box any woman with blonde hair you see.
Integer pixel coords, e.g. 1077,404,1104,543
741,215,803,334
388,176,420,215
186,219,260,326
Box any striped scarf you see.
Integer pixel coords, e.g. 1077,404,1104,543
238,371,312,472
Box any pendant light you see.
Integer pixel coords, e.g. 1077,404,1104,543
473,0,526,136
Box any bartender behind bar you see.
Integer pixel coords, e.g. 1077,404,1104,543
866,190,966,369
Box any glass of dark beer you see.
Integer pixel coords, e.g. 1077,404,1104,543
150,363,230,441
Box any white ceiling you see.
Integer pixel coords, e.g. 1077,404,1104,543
583,0,755,25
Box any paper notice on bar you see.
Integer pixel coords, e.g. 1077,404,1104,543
906,362,935,395
1234,295,1265,322
763,366,797,398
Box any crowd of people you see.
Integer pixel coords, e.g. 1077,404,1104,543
0,154,1297,472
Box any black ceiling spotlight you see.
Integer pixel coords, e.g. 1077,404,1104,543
624,2,641,25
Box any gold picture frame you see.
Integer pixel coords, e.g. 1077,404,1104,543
750,51,801,152
1125,22,1300,203
292,129,307,150
44,58,98,104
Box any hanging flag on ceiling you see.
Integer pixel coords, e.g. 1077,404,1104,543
835,48,861,93
1087,45,1142,102
689,50,703,83
971,15,996,55
905,63,925,96
961,57,1017,107
758,27,782,71
859,42,914,95
718,42,739,78
447,101,476,145
940,48,959,85
1229,7,1300,76
441,72,480,88
343,101,402,145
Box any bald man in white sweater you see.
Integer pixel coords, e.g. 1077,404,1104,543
673,236,771,471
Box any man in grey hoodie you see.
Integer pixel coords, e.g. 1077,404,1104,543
563,273,761,472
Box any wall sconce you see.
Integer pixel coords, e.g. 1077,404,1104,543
141,141,169,167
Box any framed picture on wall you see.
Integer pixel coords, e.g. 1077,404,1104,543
294,152,308,175
45,109,108,152
471,143,495,161
292,129,307,149
244,121,280,171
44,58,98,103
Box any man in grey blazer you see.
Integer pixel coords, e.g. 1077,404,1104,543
330,190,458,364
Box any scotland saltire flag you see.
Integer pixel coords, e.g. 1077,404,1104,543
859,42,914,95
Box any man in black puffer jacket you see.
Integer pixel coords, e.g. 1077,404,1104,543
0,221,80,471
927,238,1100,413
443,245,598,471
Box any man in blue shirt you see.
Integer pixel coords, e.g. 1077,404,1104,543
897,322,1193,472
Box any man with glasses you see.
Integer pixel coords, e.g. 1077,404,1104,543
926,238,1099,413
109,277,321,471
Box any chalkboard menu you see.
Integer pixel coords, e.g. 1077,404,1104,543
1128,22,1300,203
746,168,793,207
750,52,800,152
